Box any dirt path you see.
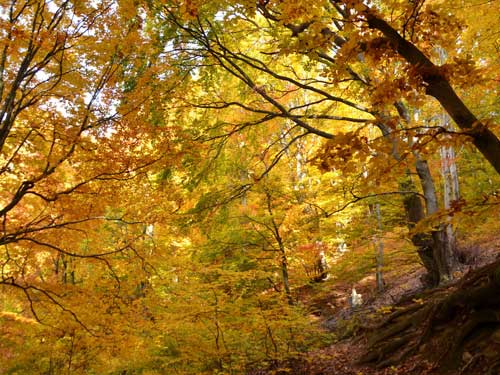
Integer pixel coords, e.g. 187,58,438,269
281,239,500,375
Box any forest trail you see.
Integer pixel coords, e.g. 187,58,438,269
256,238,500,375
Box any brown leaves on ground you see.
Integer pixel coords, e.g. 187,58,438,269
260,240,500,375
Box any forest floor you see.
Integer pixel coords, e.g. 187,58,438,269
266,235,500,375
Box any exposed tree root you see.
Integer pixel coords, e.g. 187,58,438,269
359,259,500,373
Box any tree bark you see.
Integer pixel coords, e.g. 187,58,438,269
369,202,385,292
400,174,440,286
376,117,451,286
415,154,457,283
439,113,460,280
395,102,459,285
265,190,293,304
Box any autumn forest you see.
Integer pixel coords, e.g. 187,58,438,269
1,0,500,374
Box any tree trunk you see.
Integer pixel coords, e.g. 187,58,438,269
400,174,440,286
279,249,292,303
415,153,458,284
376,118,437,283
265,190,293,304
395,103,459,285
373,203,385,292
439,112,461,278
